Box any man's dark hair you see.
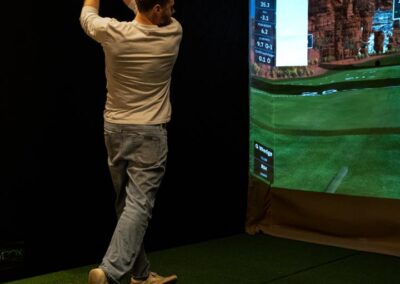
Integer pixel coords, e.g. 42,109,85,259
135,0,170,12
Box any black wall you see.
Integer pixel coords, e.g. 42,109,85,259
1,0,248,281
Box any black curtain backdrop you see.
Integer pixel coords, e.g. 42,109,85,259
1,0,249,281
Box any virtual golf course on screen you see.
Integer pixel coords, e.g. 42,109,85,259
249,0,400,199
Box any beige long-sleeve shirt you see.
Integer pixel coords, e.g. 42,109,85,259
80,6,182,124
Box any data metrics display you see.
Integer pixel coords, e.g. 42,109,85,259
253,0,308,67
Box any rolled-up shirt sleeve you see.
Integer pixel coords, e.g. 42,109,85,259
80,6,112,43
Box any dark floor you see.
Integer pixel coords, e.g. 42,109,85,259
4,233,400,284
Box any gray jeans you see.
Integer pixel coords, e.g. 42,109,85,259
100,121,168,284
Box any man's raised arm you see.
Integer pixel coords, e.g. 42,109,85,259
123,0,138,14
83,0,100,10
80,0,110,42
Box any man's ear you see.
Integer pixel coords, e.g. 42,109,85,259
153,4,162,13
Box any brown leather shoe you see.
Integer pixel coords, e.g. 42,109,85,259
88,268,109,284
131,272,178,284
